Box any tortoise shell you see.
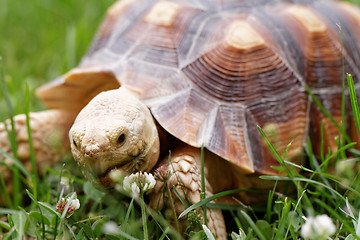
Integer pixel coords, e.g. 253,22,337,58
36,0,360,175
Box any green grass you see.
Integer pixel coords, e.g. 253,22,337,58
348,0,360,4
3,0,360,239
0,0,114,114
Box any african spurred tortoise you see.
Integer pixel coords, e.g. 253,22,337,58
2,0,360,238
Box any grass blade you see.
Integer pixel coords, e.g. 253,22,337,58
200,146,207,225
202,224,215,240
240,210,266,240
0,58,20,207
305,85,351,143
0,149,31,178
24,83,38,200
257,126,283,165
121,197,134,240
0,174,12,208
347,73,360,137
172,186,188,208
275,197,291,239
179,189,246,219
158,227,170,240
260,176,347,201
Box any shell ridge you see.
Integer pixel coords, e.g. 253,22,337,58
128,58,179,73
144,87,191,108
181,14,221,68
241,108,255,173
196,105,219,147
216,104,254,172
88,0,152,56
250,8,308,88
107,1,160,62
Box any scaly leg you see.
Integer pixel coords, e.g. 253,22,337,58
0,110,76,190
149,143,227,239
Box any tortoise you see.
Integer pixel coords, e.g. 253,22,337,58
2,0,360,238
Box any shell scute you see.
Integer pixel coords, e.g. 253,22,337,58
246,88,308,174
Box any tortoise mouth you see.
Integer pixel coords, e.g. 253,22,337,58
97,152,146,178
97,156,146,188
97,159,134,179
96,145,148,187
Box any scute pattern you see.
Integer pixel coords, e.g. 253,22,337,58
126,3,200,67
246,89,308,174
282,6,355,88
183,32,299,102
37,0,360,174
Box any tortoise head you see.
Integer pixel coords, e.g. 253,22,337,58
69,87,160,187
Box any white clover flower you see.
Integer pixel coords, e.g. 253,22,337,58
56,193,80,217
301,214,336,240
70,198,80,210
103,221,120,235
123,172,156,196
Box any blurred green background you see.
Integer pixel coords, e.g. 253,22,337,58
0,0,115,115
1,0,360,116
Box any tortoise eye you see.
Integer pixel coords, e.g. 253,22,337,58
117,133,126,144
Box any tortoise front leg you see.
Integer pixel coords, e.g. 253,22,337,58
0,110,76,188
150,143,227,239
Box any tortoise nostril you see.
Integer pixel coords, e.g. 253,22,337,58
84,151,93,158
84,145,96,157
117,133,126,145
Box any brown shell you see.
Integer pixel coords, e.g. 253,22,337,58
36,0,360,175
